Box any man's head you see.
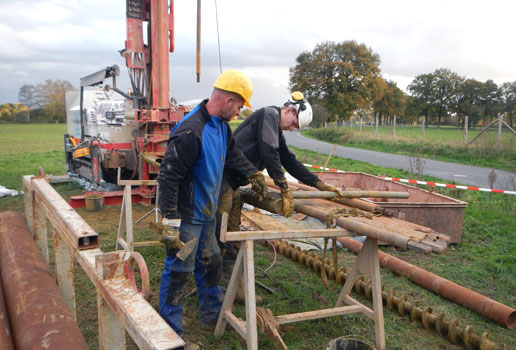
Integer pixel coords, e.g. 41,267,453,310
280,91,312,131
207,70,253,120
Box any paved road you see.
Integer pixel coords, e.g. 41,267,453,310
284,130,516,191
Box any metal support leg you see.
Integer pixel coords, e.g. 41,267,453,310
53,227,76,319
98,293,125,350
33,198,49,263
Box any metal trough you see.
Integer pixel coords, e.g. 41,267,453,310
314,172,467,243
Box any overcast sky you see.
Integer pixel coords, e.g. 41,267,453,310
1,0,516,109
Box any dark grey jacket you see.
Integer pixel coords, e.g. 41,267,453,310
225,106,319,189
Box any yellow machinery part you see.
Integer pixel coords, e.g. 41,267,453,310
73,147,90,159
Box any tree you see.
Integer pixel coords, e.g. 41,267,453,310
433,68,461,127
18,84,40,122
408,73,436,126
479,80,502,123
311,103,332,127
0,103,29,123
36,80,74,123
408,68,461,127
501,81,516,128
373,79,406,124
239,108,253,120
451,78,483,129
16,79,74,123
289,41,382,120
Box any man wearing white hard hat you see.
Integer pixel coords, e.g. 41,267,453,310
215,91,344,289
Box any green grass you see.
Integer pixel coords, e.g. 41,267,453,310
304,126,516,172
0,124,515,350
0,123,67,190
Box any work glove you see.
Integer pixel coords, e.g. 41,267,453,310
160,218,181,249
248,171,268,201
280,187,294,217
315,180,345,197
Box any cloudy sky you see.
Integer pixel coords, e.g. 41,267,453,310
1,0,516,109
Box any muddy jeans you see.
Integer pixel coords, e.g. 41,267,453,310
215,179,242,279
159,220,223,336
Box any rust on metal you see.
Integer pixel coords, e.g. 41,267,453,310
141,153,162,168
243,209,504,350
240,189,283,214
123,251,150,299
103,151,127,168
312,172,467,243
24,176,185,349
337,236,516,330
31,177,99,250
292,190,409,199
0,211,88,350
0,278,14,350
261,177,449,253
263,239,505,350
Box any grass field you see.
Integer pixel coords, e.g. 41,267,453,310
304,126,516,172
0,123,515,350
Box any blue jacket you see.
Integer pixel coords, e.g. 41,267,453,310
158,99,257,224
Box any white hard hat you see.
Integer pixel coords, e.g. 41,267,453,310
284,91,312,128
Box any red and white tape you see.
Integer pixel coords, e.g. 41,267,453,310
302,163,516,196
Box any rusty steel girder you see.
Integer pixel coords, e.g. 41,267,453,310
0,211,88,350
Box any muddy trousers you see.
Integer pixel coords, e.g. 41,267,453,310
215,181,242,279
159,220,223,336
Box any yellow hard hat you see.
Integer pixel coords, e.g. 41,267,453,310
213,70,253,108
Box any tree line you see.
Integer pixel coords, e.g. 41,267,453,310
0,80,74,123
5,41,516,128
289,41,516,129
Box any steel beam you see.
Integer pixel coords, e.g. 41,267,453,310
24,177,184,349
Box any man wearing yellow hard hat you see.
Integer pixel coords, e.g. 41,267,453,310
157,70,267,345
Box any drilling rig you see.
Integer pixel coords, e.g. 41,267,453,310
64,0,201,205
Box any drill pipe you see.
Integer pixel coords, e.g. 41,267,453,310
264,177,388,214
294,200,412,250
263,240,504,350
0,278,14,350
240,189,283,214
141,153,161,168
0,211,88,350
241,190,433,252
292,190,409,199
337,236,516,330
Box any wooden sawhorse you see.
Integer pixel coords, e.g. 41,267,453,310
214,218,385,350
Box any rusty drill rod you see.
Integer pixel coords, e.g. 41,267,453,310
0,211,89,350
291,190,409,199
240,189,283,214
293,200,414,250
264,177,393,215
337,236,516,330
265,240,504,350
0,278,14,350
240,189,427,252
